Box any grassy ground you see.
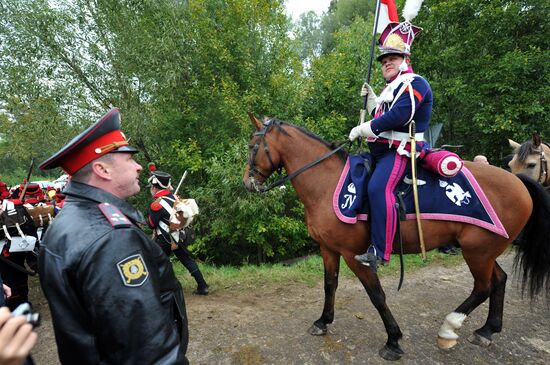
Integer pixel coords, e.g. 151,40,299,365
173,249,465,292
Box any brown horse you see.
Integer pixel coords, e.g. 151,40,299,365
243,116,550,361
508,133,550,188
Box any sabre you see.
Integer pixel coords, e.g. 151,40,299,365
409,121,426,261
174,170,188,197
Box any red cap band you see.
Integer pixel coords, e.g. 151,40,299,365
59,130,129,175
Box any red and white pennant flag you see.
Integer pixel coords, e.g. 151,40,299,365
376,0,399,34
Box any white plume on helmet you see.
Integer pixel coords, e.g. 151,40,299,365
403,0,424,22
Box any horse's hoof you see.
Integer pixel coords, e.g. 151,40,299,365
468,333,492,347
437,336,457,350
379,345,403,361
308,323,327,336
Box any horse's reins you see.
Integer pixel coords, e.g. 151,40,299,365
248,121,349,193
248,121,407,287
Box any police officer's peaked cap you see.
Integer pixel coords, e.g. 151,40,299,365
147,163,172,189
39,108,138,175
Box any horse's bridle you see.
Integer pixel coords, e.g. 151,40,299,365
247,121,282,184
247,120,348,193
536,145,548,185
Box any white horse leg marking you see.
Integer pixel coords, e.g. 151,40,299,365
437,312,467,349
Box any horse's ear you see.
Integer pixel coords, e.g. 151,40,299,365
508,139,520,150
247,112,262,131
532,133,541,148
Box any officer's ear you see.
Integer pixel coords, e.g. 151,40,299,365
91,154,116,181
91,160,111,180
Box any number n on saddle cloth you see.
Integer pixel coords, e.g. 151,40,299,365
348,20,462,269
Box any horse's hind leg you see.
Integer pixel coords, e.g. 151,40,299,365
437,252,494,349
343,256,404,361
309,246,340,336
468,262,507,347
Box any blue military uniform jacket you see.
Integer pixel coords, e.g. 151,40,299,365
369,72,433,156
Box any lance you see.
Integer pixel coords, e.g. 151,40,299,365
360,0,383,125
174,170,188,197
19,158,35,200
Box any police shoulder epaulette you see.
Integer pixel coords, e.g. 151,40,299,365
98,203,131,228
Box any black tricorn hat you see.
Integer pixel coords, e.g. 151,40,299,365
39,108,138,175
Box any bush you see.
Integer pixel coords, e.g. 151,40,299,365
189,139,312,265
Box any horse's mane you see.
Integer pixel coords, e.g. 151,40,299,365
268,118,348,162
516,140,549,163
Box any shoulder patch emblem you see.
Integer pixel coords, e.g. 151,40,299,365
98,203,131,228
117,254,149,287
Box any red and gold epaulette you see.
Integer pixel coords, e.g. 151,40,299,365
150,200,163,212
98,203,131,228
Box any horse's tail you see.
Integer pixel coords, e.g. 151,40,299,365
514,174,550,300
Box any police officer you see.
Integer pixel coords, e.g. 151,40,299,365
147,166,209,295
349,20,433,270
38,108,189,364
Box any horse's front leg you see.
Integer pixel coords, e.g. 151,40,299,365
343,255,404,361
308,246,340,336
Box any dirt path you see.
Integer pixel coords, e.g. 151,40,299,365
31,253,550,364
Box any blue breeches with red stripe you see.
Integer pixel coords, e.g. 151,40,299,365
368,148,411,261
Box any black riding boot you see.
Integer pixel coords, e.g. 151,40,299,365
192,270,209,295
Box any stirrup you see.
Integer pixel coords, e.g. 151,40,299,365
354,252,379,272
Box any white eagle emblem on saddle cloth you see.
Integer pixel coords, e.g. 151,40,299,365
332,153,508,238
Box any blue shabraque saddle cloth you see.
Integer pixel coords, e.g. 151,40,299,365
332,153,508,238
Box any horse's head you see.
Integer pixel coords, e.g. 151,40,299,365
243,113,285,192
508,133,549,185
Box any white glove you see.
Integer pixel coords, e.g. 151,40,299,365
348,121,377,142
360,83,377,115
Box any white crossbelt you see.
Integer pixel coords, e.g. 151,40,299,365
378,130,424,142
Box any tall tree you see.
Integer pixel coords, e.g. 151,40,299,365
414,0,550,162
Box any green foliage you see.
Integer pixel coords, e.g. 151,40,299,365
318,0,375,54
415,0,550,164
303,18,374,130
189,140,311,265
1,0,548,266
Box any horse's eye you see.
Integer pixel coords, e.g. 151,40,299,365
527,163,537,169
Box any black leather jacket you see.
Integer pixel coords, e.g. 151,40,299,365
39,182,189,365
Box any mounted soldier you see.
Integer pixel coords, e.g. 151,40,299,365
348,9,435,269
147,164,208,295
